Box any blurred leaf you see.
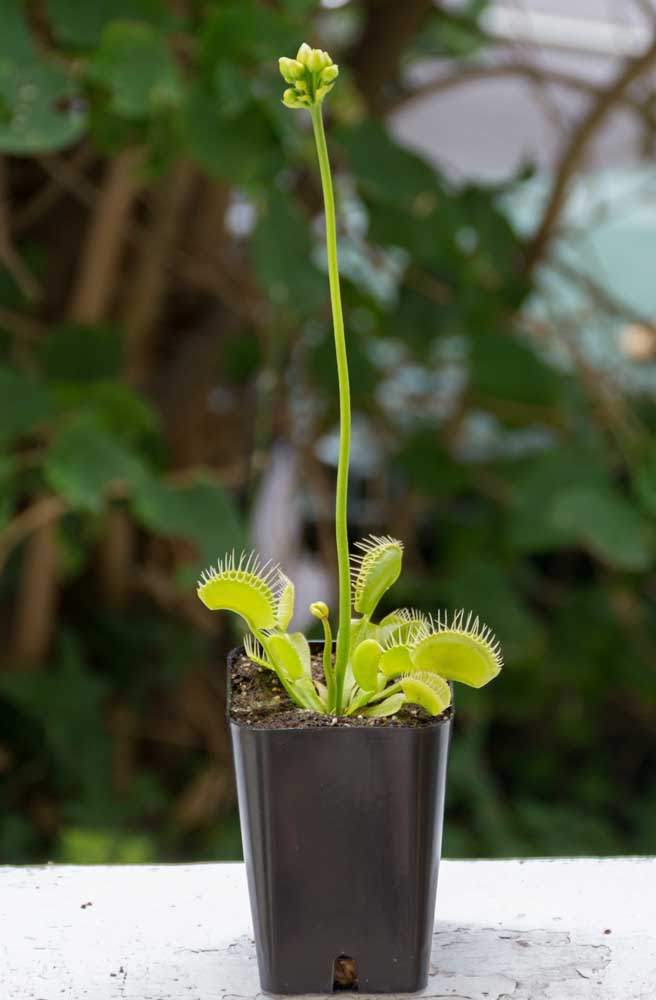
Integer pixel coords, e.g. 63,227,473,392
443,557,544,664
252,191,326,312
223,330,262,384
308,325,376,399
184,90,281,184
57,827,154,863
0,367,53,441
394,430,469,495
212,61,251,119
200,0,298,66
634,443,656,517
132,474,245,573
53,382,159,444
550,484,652,572
44,0,176,48
510,448,652,570
0,453,17,528
423,2,489,58
367,198,453,269
0,1,85,153
338,119,441,207
45,416,148,512
469,331,560,406
86,20,183,118
41,323,122,381
0,634,110,797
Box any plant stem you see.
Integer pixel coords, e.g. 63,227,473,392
320,617,335,711
310,104,351,714
366,681,403,705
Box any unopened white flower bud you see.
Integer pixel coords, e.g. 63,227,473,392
296,42,313,66
279,57,304,84
320,64,339,85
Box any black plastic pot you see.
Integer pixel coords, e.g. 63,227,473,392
228,642,453,994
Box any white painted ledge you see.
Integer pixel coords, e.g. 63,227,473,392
1,858,655,999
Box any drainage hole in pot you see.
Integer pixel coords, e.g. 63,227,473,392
333,955,358,991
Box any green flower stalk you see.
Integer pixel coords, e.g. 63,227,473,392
196,43,503,720
279,44,352,712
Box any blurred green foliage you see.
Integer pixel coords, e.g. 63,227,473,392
0,0,655,864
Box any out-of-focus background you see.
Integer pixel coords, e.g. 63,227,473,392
1,0,655,864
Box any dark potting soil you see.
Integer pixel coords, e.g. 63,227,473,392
229,652,452,730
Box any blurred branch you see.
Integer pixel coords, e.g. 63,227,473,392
0,495,66,576
0,307,45,342
123,161,195,385
553,255,656,335
14,145,97,236
386,61,602,114
350,0,437,112
69,148,142,323
68,149,144,613
9,507,60,669
0,159,41,301
526,33,656,273
527,313,644,455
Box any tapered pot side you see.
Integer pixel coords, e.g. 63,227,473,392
228,642,453,995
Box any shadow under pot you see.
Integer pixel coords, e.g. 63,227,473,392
228,642,453,994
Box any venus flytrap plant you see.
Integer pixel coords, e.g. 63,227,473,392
197,43,503,719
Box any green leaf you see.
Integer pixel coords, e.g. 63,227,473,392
133,475,245,569
510,449,652,570
469,331,560,406
0,367,53,442
184,89,281,185
57,827,154,864
413,628,502,688
352,535,403,617
276,575,295,630
45,417,148,512
509,447,606,551
0,633,110,797
252,191,326,313
0,453,18,529
379,644,414,679
337,119,441,207
351,638,382,691
444,559,543,665
290,675,325,713
401,672,451,715
394,431,470,496
550,485,652,572
44,0,176,48
200,1,298,66
197,555,280,632
40,324,122,381
268,632,310,682
0,1,85,154
361,692,406,717
52,381,159,444
87,20,183,118
633,444,656,517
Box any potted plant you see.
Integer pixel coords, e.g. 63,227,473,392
198,44,502,995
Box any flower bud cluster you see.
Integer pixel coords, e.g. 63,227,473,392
279,43,339,109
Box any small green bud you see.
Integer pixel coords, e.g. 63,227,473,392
320,64,339,85
279,57,304,84
296,42,313,66
282,87,303,109
306,48,330,73
310,601,330,620
279,42,338,110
